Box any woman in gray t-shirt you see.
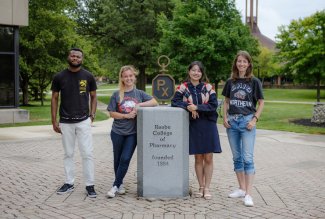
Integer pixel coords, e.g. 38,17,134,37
106,65,157,198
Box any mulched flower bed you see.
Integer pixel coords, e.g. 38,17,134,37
291,119,325,128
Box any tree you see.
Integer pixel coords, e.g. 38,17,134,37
255,46,280,84
157,0,259,90
19,0,104,105
90,0,174,91
276,10,325,102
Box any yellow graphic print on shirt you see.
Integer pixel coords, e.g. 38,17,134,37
79,80,87,94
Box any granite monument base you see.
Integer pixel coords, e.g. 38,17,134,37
137,106,189,198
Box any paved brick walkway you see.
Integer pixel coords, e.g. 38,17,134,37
0,119,324,219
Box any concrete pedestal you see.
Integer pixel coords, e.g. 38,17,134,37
0,108,29,124
137,106,189,198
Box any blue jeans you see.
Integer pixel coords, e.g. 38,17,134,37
110,131,137,188
226,114,256,175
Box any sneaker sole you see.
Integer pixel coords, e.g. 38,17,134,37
228,195,245,198
57,188,74,195
107,193,116,198
87,194,97,198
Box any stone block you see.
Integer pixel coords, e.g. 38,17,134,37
137,106,189,198
311,104,325,124
0,108,29,124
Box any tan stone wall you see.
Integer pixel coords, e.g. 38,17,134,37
0,0,28,26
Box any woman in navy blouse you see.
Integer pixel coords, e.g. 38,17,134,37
172,61,222,200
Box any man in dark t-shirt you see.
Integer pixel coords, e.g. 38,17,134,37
51,48,97,198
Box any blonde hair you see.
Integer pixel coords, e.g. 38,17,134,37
231,50,253,81
118,65,138,102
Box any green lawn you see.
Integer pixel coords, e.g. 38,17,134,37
263,88,325,102
0,99,108,128
1,85,324,135
217,102,325,135
257,102,324,134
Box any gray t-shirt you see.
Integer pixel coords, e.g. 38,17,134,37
107,88,153,135
222,77,264,115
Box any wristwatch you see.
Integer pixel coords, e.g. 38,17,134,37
90,113,96,119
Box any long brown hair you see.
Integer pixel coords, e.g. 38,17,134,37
118,65,138,101
231,51,253,81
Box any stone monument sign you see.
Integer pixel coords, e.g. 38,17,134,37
137,107,189,198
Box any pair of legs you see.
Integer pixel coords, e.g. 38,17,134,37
110,131,137,188
234,172,254,196
60,118,95,186
227,114,256,196
194,153,213,199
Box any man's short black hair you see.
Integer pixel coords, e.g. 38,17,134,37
69,48,83,55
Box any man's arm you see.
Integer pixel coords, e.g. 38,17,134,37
89,90,97,122
51,91,61,133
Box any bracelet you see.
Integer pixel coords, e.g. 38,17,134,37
253,115,258,122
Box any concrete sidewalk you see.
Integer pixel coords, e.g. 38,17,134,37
0,119,325,218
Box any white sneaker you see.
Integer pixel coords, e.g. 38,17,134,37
107,186,118,198
117,184,126,195
228,189,246,198
244,194,254,207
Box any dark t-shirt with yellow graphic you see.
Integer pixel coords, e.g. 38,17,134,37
51,68,97,123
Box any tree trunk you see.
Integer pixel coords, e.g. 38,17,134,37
40,88,44,106
316,73,321,103
21,79,29,105
277,76,281,85
137,65,146,91
214,81,219,98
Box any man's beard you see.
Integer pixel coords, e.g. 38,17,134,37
68,60,82,68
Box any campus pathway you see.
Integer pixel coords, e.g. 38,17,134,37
0,118,325,219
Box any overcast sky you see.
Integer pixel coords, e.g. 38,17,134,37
234,0,325,40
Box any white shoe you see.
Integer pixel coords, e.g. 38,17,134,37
107,186,118,198
117,184,126,195
228,189,246,198
244,194,254,207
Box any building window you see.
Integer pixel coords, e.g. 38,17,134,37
0,27,14,52
0,25,18,108
0,55,15,106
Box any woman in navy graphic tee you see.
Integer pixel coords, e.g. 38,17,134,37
222,51,264,207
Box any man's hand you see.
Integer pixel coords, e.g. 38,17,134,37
52,122,61,133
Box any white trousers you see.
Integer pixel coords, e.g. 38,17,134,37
60,118,94,186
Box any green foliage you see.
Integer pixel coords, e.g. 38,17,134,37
276,10,325,101
255,46,280,79
157,0,260,83
19,0,105,105
91,0,174,90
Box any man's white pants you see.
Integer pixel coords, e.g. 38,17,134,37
60,118,94,186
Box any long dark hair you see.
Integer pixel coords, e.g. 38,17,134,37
231,50,253,81
185,61,209,83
